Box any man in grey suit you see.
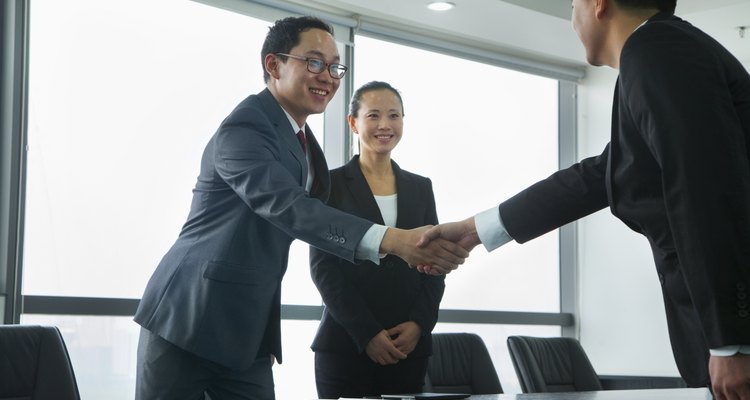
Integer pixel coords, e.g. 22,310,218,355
133,16,467,400
418,0,750,399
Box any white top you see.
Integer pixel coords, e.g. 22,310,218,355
374,194,398,227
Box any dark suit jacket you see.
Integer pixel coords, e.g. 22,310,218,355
496,13,750,387
310,156,445,359
134,89,375,370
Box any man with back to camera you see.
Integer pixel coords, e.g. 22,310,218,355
133,16,467,400
418,0,750,399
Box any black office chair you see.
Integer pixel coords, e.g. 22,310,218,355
0,324,81,400
423,332,503,394
507,335,602,393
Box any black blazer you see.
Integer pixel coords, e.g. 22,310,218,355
134,89,375,370
310,156,445,358
497,13,750,387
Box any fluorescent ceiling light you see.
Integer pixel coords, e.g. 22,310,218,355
427,2,456,11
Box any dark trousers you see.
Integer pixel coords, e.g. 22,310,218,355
315,351,428,399
136,328,275,400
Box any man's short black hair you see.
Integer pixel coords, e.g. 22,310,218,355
261,16,334,83
615,0,676,14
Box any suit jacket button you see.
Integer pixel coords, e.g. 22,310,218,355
658,273,665,285
739,292,748,300
738,282,747,291
739,310,749,318
339,237,346,244
326,233,333,240
333,235,339,242
739,301,748,309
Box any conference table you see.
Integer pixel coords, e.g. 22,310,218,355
467,388,711,400
322,388,712,400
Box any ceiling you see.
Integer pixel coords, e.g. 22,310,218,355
292,0,750,70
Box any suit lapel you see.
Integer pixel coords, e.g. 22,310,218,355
344,156,386,225
258,89,307,169
306,126,330,201
392,161,417,229
257,89,309,185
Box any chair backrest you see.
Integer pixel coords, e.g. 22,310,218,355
0,325,80,400
423,333,503,394
506,335,602,393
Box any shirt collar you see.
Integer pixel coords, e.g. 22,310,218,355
280,107,305,135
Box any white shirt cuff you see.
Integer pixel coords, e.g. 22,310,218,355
709,345,750,356
475,206,513,252
355,224,388,265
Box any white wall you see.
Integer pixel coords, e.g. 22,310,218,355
575,66,680,377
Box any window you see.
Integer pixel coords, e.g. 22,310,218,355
21,1,568,397
24,0,276,298
353,35,561,312
24,0,323,397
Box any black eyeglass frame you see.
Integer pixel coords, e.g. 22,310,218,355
275,53,348,79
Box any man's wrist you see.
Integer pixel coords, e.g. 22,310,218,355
475,206,513,251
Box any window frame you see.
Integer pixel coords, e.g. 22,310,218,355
2,0,578,331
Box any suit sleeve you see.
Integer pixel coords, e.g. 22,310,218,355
620,27,750,347
498,148,610,243
214,105,373,263
407,178,445,334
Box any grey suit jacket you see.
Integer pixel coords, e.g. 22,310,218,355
134,88,374,370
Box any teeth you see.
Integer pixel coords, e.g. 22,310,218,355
310,89,328,96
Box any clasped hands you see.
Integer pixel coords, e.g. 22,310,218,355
365,321,421,365
381,217,479,275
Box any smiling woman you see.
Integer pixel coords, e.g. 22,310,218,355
352,34,562,393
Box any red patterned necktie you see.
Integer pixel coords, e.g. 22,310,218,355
296,130,307,155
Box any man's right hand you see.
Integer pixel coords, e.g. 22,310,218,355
413,217,480,274
380,226,469,274
417,217,481,252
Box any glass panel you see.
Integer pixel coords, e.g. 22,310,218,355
274,319,320,399
353,35,560,312
18,315,558,397
24,0,324,304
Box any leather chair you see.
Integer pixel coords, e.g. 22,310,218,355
506,335,602,393
0,325,80,400
423,332,503,394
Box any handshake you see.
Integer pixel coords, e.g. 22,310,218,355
380,217,480,275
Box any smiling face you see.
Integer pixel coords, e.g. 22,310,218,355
266,28,341,127
349,89,404,157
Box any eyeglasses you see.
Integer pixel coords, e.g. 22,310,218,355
275,53,348,79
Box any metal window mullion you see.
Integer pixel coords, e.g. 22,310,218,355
1,0,29,325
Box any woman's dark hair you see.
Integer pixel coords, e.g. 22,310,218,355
261,16,334,83
349,81,405,118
